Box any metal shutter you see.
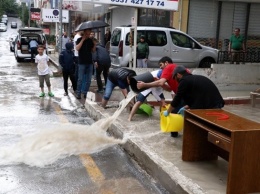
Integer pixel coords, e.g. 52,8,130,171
232,2,247,34
188,0,218,39
248,3,260,36
219,2,247,50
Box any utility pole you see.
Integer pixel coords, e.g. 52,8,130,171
28,0,31,27
59,0,63,53
22,3,24,27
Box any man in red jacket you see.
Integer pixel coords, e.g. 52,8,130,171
137,56,188,137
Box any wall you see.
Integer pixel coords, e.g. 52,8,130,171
173,0,189,32
110,6,135,31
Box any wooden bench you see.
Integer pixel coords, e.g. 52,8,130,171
250,92,260,107
183,109,260,194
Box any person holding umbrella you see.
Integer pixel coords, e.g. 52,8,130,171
75,20,109,99
75,29,95,99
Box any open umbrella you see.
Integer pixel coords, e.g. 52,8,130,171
75,20,109,32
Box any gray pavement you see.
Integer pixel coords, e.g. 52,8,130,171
48,52,260,194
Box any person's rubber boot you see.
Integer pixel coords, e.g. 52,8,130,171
171,132,178,138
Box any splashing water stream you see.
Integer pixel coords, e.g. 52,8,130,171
0,92,136,167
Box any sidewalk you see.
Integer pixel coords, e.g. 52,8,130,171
48,52,260,193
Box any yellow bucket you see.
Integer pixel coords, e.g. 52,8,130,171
160,105,184,133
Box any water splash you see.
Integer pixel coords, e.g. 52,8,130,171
0,92,136,167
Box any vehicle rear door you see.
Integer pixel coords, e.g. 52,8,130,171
110,28,122,66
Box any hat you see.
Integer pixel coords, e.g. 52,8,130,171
140,35,145,39
65,42,74,50
172,65,186,78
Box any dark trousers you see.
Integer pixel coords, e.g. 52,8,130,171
96,64,110,91
63,71,76,93
230,49,245,64
74,57,79,85
30,47,38,62
170,100,185,137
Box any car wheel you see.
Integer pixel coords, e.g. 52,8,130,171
16,56,22,62
199,58,215,68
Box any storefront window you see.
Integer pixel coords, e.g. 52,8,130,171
138,8,170,27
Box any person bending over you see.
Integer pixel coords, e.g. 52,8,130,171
163,65,225,119
128,69,166,121
101,68,136,108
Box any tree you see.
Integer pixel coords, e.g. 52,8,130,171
18,3,29,27
0,0,19,17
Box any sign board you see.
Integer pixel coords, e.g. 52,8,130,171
63,1,83,11
131,17,136,27
30,8,41,12
92,0,178,11
41,9,69,23
31,12,41,21
43,28,50,35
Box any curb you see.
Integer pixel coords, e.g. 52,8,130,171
49,56,62,77
84,99,201,194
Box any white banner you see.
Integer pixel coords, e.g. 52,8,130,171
41,9,69,23
69,0,179,11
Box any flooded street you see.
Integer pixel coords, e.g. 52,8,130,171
0,18,167,194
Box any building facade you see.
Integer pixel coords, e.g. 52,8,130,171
174,0,260,51
24,0,259,54
109,0,260,52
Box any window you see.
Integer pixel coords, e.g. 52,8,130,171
138,9,170,27
111,29,121,46
126,31,145,46
126,30,167,47
146,31,167,46
170,32,193,48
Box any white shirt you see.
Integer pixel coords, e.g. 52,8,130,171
35,54,49,75
73,34,81,57
62,36,70,50
140,70,164,101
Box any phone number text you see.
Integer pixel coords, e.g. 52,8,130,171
111,0,165,7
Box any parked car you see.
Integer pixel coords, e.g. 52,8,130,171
11,22,17,29
0,22,7,32
1,18,7,25
2,15,8,20
110,26,218,68
14,27,48,62
9,35,17,52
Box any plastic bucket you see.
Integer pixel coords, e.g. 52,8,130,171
160,105,184,132
130,72,154,93
136,103,153,116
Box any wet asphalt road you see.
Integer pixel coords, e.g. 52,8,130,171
0,18,167,194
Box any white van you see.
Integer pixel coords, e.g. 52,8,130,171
110,26,218,68
14,27,48,62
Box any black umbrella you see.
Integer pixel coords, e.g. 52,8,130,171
75,20,109,32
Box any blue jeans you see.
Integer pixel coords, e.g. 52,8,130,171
103,79,129,100
77,64,93,95
103,79,116,100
